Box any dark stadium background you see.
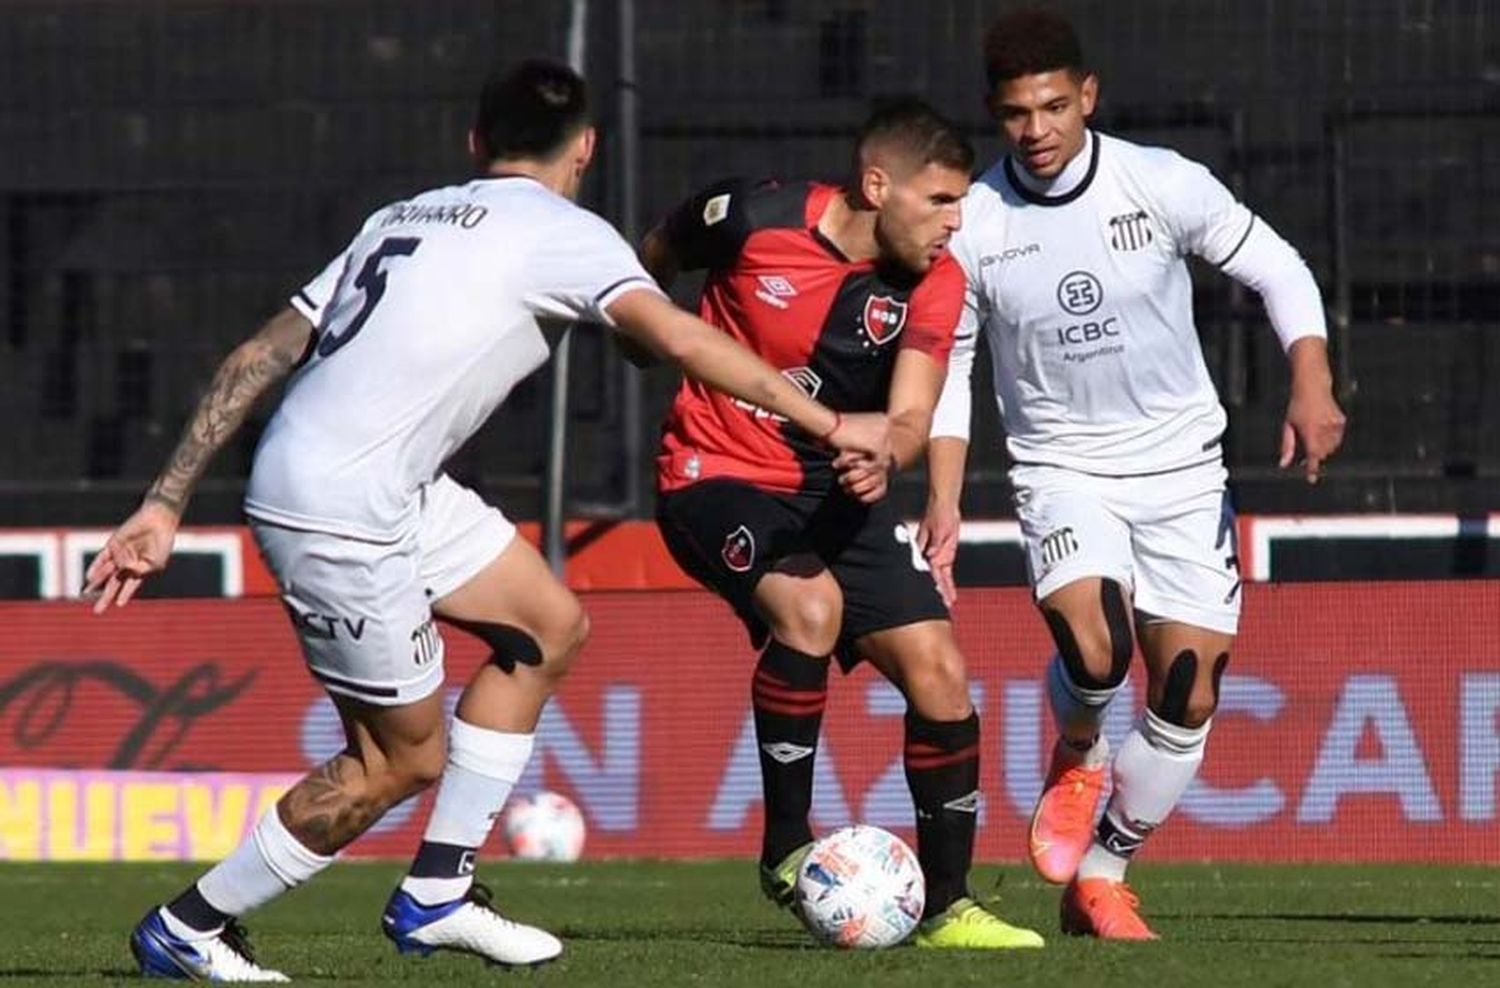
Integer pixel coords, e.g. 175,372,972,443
0,0,1494,580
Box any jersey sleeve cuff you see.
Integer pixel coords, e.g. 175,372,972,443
289,289,321,324
594,276,664,325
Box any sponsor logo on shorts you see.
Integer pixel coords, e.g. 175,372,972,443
282,602,367,642
1039,526,1080,570
721,525,756,573
861,294,908,346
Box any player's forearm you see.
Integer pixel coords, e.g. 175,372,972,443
926,436,970,508
147,310,308,514
889,409,934,473
664,313,837,439
1286,336,1334,397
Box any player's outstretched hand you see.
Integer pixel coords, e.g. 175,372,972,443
917,498,960,607
82,500,181,613
1280,385,1347,484
833,450,891,504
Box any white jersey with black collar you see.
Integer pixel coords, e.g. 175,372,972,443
933,130,1324,476
245,175,659,541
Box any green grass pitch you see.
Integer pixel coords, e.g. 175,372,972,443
1,861,1496,985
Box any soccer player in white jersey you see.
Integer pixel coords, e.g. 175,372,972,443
921,10,1346,939
83,59,888,982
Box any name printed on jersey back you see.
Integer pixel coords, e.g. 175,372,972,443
381,201,490,230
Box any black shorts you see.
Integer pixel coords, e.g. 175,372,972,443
656,479,950,667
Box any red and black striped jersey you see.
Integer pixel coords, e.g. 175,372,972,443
656,179,965,494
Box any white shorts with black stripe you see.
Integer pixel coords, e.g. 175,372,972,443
251,474,515,706
1011,459,1242,635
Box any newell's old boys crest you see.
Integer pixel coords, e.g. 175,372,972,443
721,525,756,572
861,295,908,345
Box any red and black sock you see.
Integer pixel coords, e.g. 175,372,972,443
904,710,980,918
752,639,830,866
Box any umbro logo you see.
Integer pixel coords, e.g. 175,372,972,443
943,790,981,814
761,742,814,764
755,274,798,309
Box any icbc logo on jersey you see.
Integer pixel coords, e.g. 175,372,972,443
721,525,756,573
860,294,908,346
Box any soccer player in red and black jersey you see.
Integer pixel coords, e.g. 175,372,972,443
646,100,1044,949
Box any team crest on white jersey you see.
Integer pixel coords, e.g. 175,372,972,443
861,294,908,345
722,525,756,573
1108,210,1154,251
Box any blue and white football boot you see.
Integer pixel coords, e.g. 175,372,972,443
382,883,562,967
130,907,289,982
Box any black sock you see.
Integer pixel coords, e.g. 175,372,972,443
752,639,830,865
407,840,477,881
904,710,980,917
165,884,232,933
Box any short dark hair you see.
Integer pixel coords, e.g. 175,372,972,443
853,97,976,180
982,8,1087,89
474,58,590,162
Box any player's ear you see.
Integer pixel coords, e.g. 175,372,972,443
573,126,597,173
468,128,488,168
1079,73,1099,118
861,164,892,209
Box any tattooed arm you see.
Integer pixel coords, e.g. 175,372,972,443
83,306,314,611
146,305,314,512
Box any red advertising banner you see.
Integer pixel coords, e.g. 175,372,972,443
1,584,1497,862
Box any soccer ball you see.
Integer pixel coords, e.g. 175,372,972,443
794,825,925,949
500,790,586,862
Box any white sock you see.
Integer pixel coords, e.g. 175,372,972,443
1078,710,1210,882
400,718,534,905
195,807,334,918
1047,653,1123,758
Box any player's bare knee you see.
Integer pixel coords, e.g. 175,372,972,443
769,587,843,656
903,646,972,721
1042,581,1132,690
541,605,589,683
1152,648,1229,728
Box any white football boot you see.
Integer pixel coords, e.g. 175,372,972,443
381,883,562,967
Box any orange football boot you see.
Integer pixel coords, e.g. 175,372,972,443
1060,877,1159,940
1027,740,1107,884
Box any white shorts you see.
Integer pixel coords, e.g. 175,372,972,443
1011,459,1241,635
251,475,516,706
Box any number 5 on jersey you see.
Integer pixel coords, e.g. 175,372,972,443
317,236,423,357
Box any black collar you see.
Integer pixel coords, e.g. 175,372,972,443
1003,133,1100,207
